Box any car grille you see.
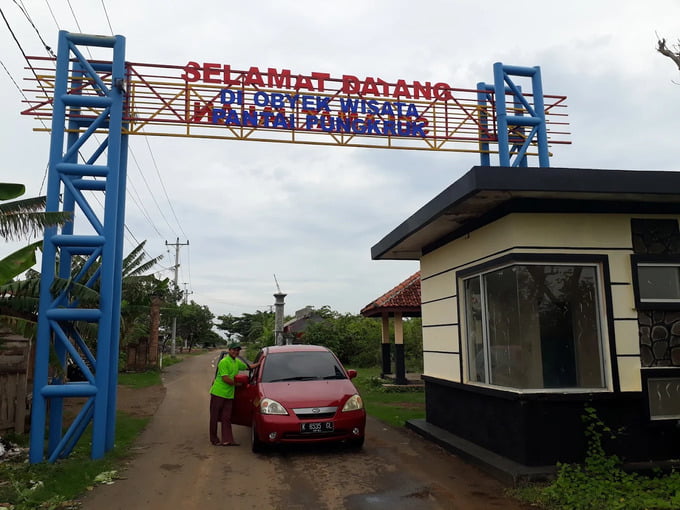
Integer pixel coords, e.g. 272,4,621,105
293,406,337,420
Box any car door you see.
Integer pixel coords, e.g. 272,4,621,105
231,357,261,426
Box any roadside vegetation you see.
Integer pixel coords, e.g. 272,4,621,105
0,371,155,510
510,406,680,510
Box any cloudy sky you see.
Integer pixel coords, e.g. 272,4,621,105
3,1,680,320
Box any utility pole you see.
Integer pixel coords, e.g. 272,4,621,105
166,238,189,355
182,282,193,304
182,282,193,349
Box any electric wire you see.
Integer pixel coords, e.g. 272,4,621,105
4,4,167,244
65,0,187,272
127,146,180,237
64,0,187,242
12,0,56,57
0,7,54,104
100,0,113,36
65,0,82,33
47,2,176,243
7,1,189,282
143,135,188,239
43,0,60,30
3,4,162,261
1,4,55,191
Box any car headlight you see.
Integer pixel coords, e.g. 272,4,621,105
259,398,288,415
342,394,363,412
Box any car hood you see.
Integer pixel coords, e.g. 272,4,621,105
260,380,358,407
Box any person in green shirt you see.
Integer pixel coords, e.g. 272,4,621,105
209,342,260,446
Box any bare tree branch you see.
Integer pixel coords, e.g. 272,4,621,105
657,37,680,71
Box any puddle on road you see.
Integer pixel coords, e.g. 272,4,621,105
344,484,439,510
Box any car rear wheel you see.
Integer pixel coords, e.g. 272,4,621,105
251,420,265,453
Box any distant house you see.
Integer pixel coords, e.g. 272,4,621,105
371,165,680,479
283,306,323,343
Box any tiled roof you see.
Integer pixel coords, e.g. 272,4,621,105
360,271,421,317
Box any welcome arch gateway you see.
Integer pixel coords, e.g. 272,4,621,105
21,31,570,463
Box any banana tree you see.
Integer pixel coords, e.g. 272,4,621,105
1,183,70,337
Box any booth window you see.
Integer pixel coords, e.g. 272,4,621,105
631,256,680,308
462,262,607,391
641,368,680,420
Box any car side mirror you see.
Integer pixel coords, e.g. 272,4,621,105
346,369,357,379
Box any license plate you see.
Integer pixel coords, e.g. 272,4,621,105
300,421,334,433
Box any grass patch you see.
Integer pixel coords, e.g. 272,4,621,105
0,412,149,510
351,366,425,428
117,370,161,388
161,354,183,368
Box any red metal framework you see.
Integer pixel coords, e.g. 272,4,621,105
21,57,570,156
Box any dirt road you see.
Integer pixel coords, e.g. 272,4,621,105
79,350,531,509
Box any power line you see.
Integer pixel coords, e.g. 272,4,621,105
43,0,60,30
100,0,114,36
0,6,53,101
1,4,56,190
7,2,184,280
143,135,188,239
127,144,179,237
27,4,168,242
65,0,83,33
12,0,56,57
0,54,26,99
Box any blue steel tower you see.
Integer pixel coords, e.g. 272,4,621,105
29,31,128,463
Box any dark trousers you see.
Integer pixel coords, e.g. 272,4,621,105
209,394,234,444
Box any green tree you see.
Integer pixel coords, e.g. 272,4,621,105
174,300,215,350
216,309,276,345
303,311,382,367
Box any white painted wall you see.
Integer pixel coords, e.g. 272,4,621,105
419,212,680,392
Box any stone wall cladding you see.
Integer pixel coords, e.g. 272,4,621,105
632,218,680,367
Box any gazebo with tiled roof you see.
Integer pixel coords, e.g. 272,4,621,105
360,271,421,384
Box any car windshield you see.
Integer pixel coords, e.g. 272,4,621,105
261,351,348,383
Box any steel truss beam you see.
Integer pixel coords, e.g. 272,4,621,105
29,31,128,463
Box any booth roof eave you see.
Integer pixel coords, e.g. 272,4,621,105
371,165,680,261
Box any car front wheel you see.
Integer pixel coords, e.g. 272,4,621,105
348,436,364,449
251,419,265,453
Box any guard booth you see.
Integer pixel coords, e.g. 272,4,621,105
371,165,680,481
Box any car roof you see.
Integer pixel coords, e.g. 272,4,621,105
262,344,330,354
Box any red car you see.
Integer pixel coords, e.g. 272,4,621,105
232,344,366,452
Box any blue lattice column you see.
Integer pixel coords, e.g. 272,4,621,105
29,31,127,463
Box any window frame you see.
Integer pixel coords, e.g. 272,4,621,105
458,254,613,394
641,368,680,421
631,255,680,310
